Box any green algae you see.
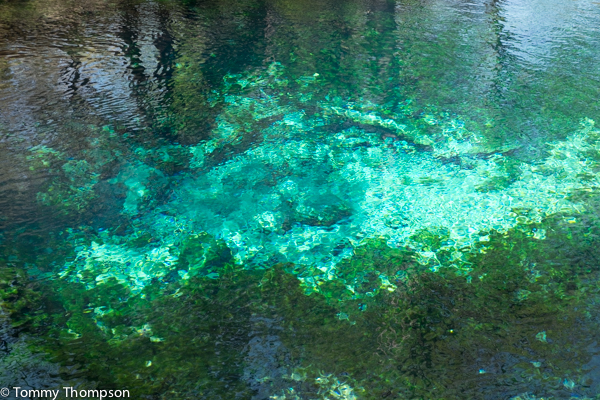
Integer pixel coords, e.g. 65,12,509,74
27,147,99,215
175,233,233,278
3,204,600,398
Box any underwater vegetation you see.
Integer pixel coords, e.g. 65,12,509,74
3,204,600,398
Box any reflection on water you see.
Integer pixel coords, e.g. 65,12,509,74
2,0,600,398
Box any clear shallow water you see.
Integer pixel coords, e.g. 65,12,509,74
2,0,600,398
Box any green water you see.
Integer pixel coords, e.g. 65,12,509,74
1,0,600,398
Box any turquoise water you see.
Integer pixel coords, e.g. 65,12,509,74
2,0,600,398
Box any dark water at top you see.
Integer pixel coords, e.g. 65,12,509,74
2,0,600,398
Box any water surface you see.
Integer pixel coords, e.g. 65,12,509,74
1,0,600,398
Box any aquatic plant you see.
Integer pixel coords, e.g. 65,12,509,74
4,206,600,398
